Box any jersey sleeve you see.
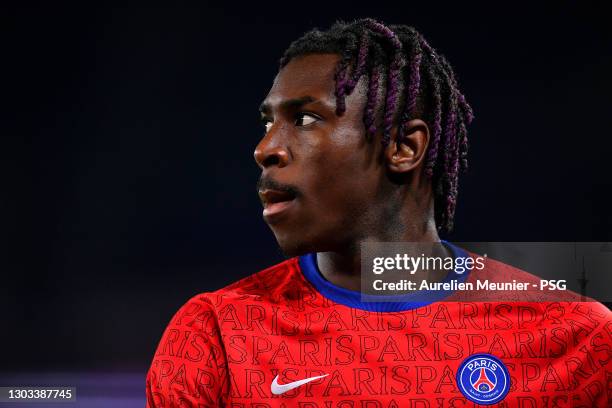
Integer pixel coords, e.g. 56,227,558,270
146,293,229,407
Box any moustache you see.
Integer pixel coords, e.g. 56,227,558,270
256,176,300,197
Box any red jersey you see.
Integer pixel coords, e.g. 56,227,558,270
146,244,612,407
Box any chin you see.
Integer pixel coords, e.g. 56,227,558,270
269,216,344,257
272,230,319,258
273,228,342,258
276,238,312,258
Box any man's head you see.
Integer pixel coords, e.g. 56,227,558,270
255,19,473,256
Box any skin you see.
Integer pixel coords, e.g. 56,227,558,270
255,53,447,291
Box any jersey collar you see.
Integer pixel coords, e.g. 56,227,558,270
298,240,471,312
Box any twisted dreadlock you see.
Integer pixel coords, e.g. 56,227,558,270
279,18,474,233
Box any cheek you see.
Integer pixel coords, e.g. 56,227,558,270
304,137,380,220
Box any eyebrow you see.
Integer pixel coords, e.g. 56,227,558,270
259,96,320,114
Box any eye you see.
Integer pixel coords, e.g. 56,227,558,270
295,113,319,127
261,117,273,132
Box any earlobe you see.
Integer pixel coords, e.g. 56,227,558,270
385,119,430,174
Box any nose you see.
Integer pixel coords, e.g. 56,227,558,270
254,133,290,169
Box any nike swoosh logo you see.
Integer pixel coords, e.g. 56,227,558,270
270,374,329,395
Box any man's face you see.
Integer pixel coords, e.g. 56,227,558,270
256,53,387,256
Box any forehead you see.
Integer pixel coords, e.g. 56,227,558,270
265,53,341,105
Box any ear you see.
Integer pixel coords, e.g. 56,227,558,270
384,119,430,174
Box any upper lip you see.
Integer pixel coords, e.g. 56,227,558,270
258,189,296,207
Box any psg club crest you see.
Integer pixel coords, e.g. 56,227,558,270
456,353,510,405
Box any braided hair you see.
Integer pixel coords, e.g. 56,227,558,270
279,18,474,233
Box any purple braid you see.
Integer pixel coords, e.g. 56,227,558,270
442,101,458,190
439,55,475,129
363,18,402,53
457,99,471,171
441,89,460,229
345,32,370,93
334,34,359,115
458,93,475,124
382,54,404,146
419,37,444,177
364,65,381,138
363,19,404,145
334,58,350,115
439,54,472,181
403,31,422,122
457,121,469,172
395,28,423,147
423,70,442,177
417,34,474,229
457,94,474,171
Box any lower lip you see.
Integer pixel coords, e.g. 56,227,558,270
263,199,295,218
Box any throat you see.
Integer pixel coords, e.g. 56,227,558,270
315,228,448,293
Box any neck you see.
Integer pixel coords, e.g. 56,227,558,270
316,218,446,292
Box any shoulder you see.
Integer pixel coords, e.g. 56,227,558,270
216,256,301,295
182,256,319,312
455,252,612,325
458,253,587,302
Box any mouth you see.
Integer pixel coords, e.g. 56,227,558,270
258,189,297,219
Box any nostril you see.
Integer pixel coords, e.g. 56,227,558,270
262,154,281,168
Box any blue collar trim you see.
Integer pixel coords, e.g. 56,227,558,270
298,241,471,312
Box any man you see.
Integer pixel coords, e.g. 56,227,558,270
146,19,611,407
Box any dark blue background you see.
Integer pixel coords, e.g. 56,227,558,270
2,2,611,374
